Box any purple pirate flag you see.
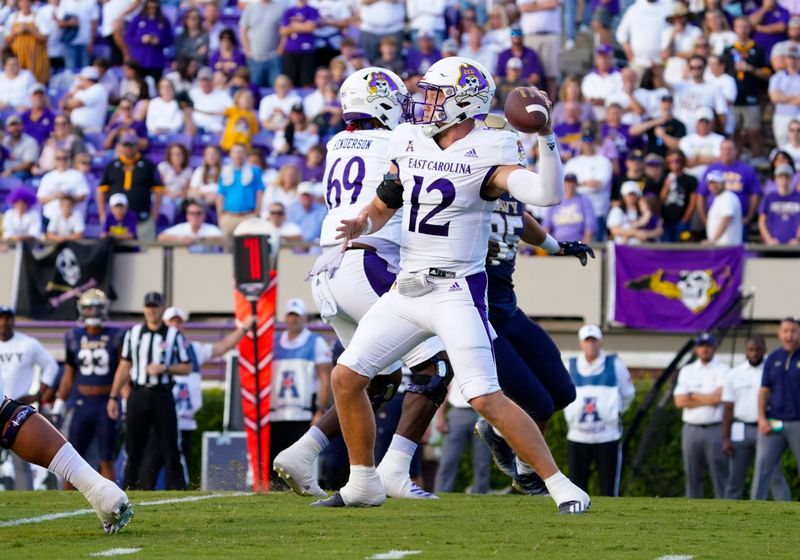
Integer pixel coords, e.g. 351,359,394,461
611,244,744,332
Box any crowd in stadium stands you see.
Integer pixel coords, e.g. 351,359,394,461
0,0,797,248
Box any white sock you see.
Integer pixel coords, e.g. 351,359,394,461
293,426,329,462
48,443,104,496
544,471,582,504
378,435,416,476
515,457,534,475
341,464,382,504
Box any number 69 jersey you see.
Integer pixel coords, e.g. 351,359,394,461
65,327,125,387
319,129,403,249
388,123,525,277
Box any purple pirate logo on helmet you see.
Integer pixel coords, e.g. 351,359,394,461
366,71,399,104
455,64,490,103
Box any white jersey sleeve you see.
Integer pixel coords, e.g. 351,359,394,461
318,129,403,248
389,123,523,277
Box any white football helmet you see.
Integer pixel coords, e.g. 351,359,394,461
340,67,410,130
412,57,496,137
77,288,109,327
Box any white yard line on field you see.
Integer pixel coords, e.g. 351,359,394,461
0,492,252,528
367,551,422,560
89,548,143,557
656,556,694,560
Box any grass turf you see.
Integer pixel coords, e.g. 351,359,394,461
0,491,798,559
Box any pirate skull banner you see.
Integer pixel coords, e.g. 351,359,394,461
611,244,744,332
16,239,115,320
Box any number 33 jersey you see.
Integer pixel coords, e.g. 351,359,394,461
319,129,403,249
389,123,524,277
65,327,125,387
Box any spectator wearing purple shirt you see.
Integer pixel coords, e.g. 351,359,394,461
698,139,762,232
745,0,790,57
21,84,55,146
280,0,320,87
209,29,247,80
599,102,636,176
125,0,174,81
553,101,584,161
405,30,441,76
542,173,596,242
495,27,543,86
102,193,138,241
758,163,800,244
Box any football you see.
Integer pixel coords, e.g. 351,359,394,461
504,86,550,134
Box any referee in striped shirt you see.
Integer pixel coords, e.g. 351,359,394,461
107,292,191,490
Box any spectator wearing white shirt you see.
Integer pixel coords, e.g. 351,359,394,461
673,56,729,134
779,119,800,165
146,79,188,136
46,195,85,242
259,74,302,132
157,199,224,253
261,163,301,218
517,0,562,98
581,44,624,122
266,201,303,241
189,67,233,133
302,67,332,122
358,0,405,63
705,9,738,57
188,145,223,207
564,128,614,241
37,147,90,225
661,2,703,86
705,55,738,137
2,115,38,179
0,306,59,489
459,27,498,76
407,0,447,43
721,335,792,501
62,66,109,133
679,107,725,178
770,15,800,71
768,45,800,147
705,170,744,245
616,0,672,80
1,187,40,243
673,333,729,499
36,0,65,71
57,0,100,71
0,54,35,111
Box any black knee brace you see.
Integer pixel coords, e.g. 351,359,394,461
367,370,403,411
406,356,454,407
0,398,36,449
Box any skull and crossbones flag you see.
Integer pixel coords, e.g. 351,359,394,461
16,239,115,320
609,244,744,332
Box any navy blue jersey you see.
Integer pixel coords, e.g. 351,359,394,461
487,193,525,321
65,327,124,387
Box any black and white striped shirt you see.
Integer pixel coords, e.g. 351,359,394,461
121,323,190,387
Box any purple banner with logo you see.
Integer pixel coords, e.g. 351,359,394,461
612,245,744,332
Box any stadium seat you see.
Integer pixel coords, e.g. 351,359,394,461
83,132,105,152
192,132,222,156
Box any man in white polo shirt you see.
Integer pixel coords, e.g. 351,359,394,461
673,333,729,499
721,335,791,500
704,170,743,246
62,67,109,133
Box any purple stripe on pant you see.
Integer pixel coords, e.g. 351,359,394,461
465,271,495,362
362,250,396,297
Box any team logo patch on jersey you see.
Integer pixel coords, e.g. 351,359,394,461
366,71,399,104
464,148,478,158
516,139,526,164
454,64,489,103
625,267,731,313
579,397,601,423
279,371,300,398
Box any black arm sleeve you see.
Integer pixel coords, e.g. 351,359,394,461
376,174,404,209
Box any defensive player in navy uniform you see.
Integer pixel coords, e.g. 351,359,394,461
0,305,131,533
52,289,124,485
325,57,591,513
476,189,594,494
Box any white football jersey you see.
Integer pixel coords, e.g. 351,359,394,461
319,129,402,248
389,123,524,277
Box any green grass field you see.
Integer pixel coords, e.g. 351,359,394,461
1,491,798,559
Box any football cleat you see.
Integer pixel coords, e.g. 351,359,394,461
103,502,134,534
512,471,550,497
310,492,347,507
474,419,517,479
558,500,590,515
376,462,438,500
273,451,327,498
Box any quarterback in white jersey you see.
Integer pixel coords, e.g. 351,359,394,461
319,57,591,514
275,68,450,501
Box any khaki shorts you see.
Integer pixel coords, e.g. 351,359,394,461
523,33,561,81
733,105,760,131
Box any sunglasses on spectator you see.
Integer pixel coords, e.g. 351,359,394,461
689,65,705,70
55,120,66,125
55,155,69,161
187,210,204,216
270,209,284,215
